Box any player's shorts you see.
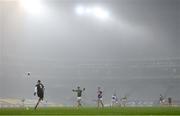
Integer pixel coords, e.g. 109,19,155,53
160,99,165,104
122,99,127,102
37,92,44,99
98,98,103,101
112,99,116,102
77,97,81,100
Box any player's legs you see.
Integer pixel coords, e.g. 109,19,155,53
77,97,81,107
160,100,163,105
100,99,104,107
168,98,172,106
97,98,103,108
97,99,100,108
34,98,42,109
77,99,81,107
35,93,44,110
111,100,116,107
97,99,99,108
122,99,126,107
111,101,113,107
123,101,126,107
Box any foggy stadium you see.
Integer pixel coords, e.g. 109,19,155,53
0,0,180,115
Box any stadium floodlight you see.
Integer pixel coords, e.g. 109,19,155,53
75,5,85,15
92,7,110,20
75,5,110,21
19,0,44,15
85,8,93,14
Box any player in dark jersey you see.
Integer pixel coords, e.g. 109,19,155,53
97,87,104,108
168,97,172,106
34,80,45,109
72,86,85,107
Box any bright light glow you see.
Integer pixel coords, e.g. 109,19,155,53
19,0,44,15
92,7,109,20
75,5,110,20
75,5,85,15
85,8,93,14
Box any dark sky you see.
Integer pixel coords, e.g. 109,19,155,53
0,0,180,105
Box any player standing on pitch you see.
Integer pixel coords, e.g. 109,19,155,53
97,87,104,108
159,94,165,105
121,96,127,107
72,86,85,107
111,93,118,107
168,97,172,106
34,80,45,109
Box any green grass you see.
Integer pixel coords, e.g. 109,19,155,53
0,115,174,116
0,107,180,115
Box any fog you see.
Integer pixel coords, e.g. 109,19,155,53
0,0,180,105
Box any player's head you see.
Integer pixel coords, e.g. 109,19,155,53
77,86,80,89
37,80,41,83
98,87,101,90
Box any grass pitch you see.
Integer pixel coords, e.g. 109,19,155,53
0,107,180,115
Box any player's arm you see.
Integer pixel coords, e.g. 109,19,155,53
42,84,45,91
72,89,77,92
34,86,37,96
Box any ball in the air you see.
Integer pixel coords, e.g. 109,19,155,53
26,107,29,110
27,72,30,76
